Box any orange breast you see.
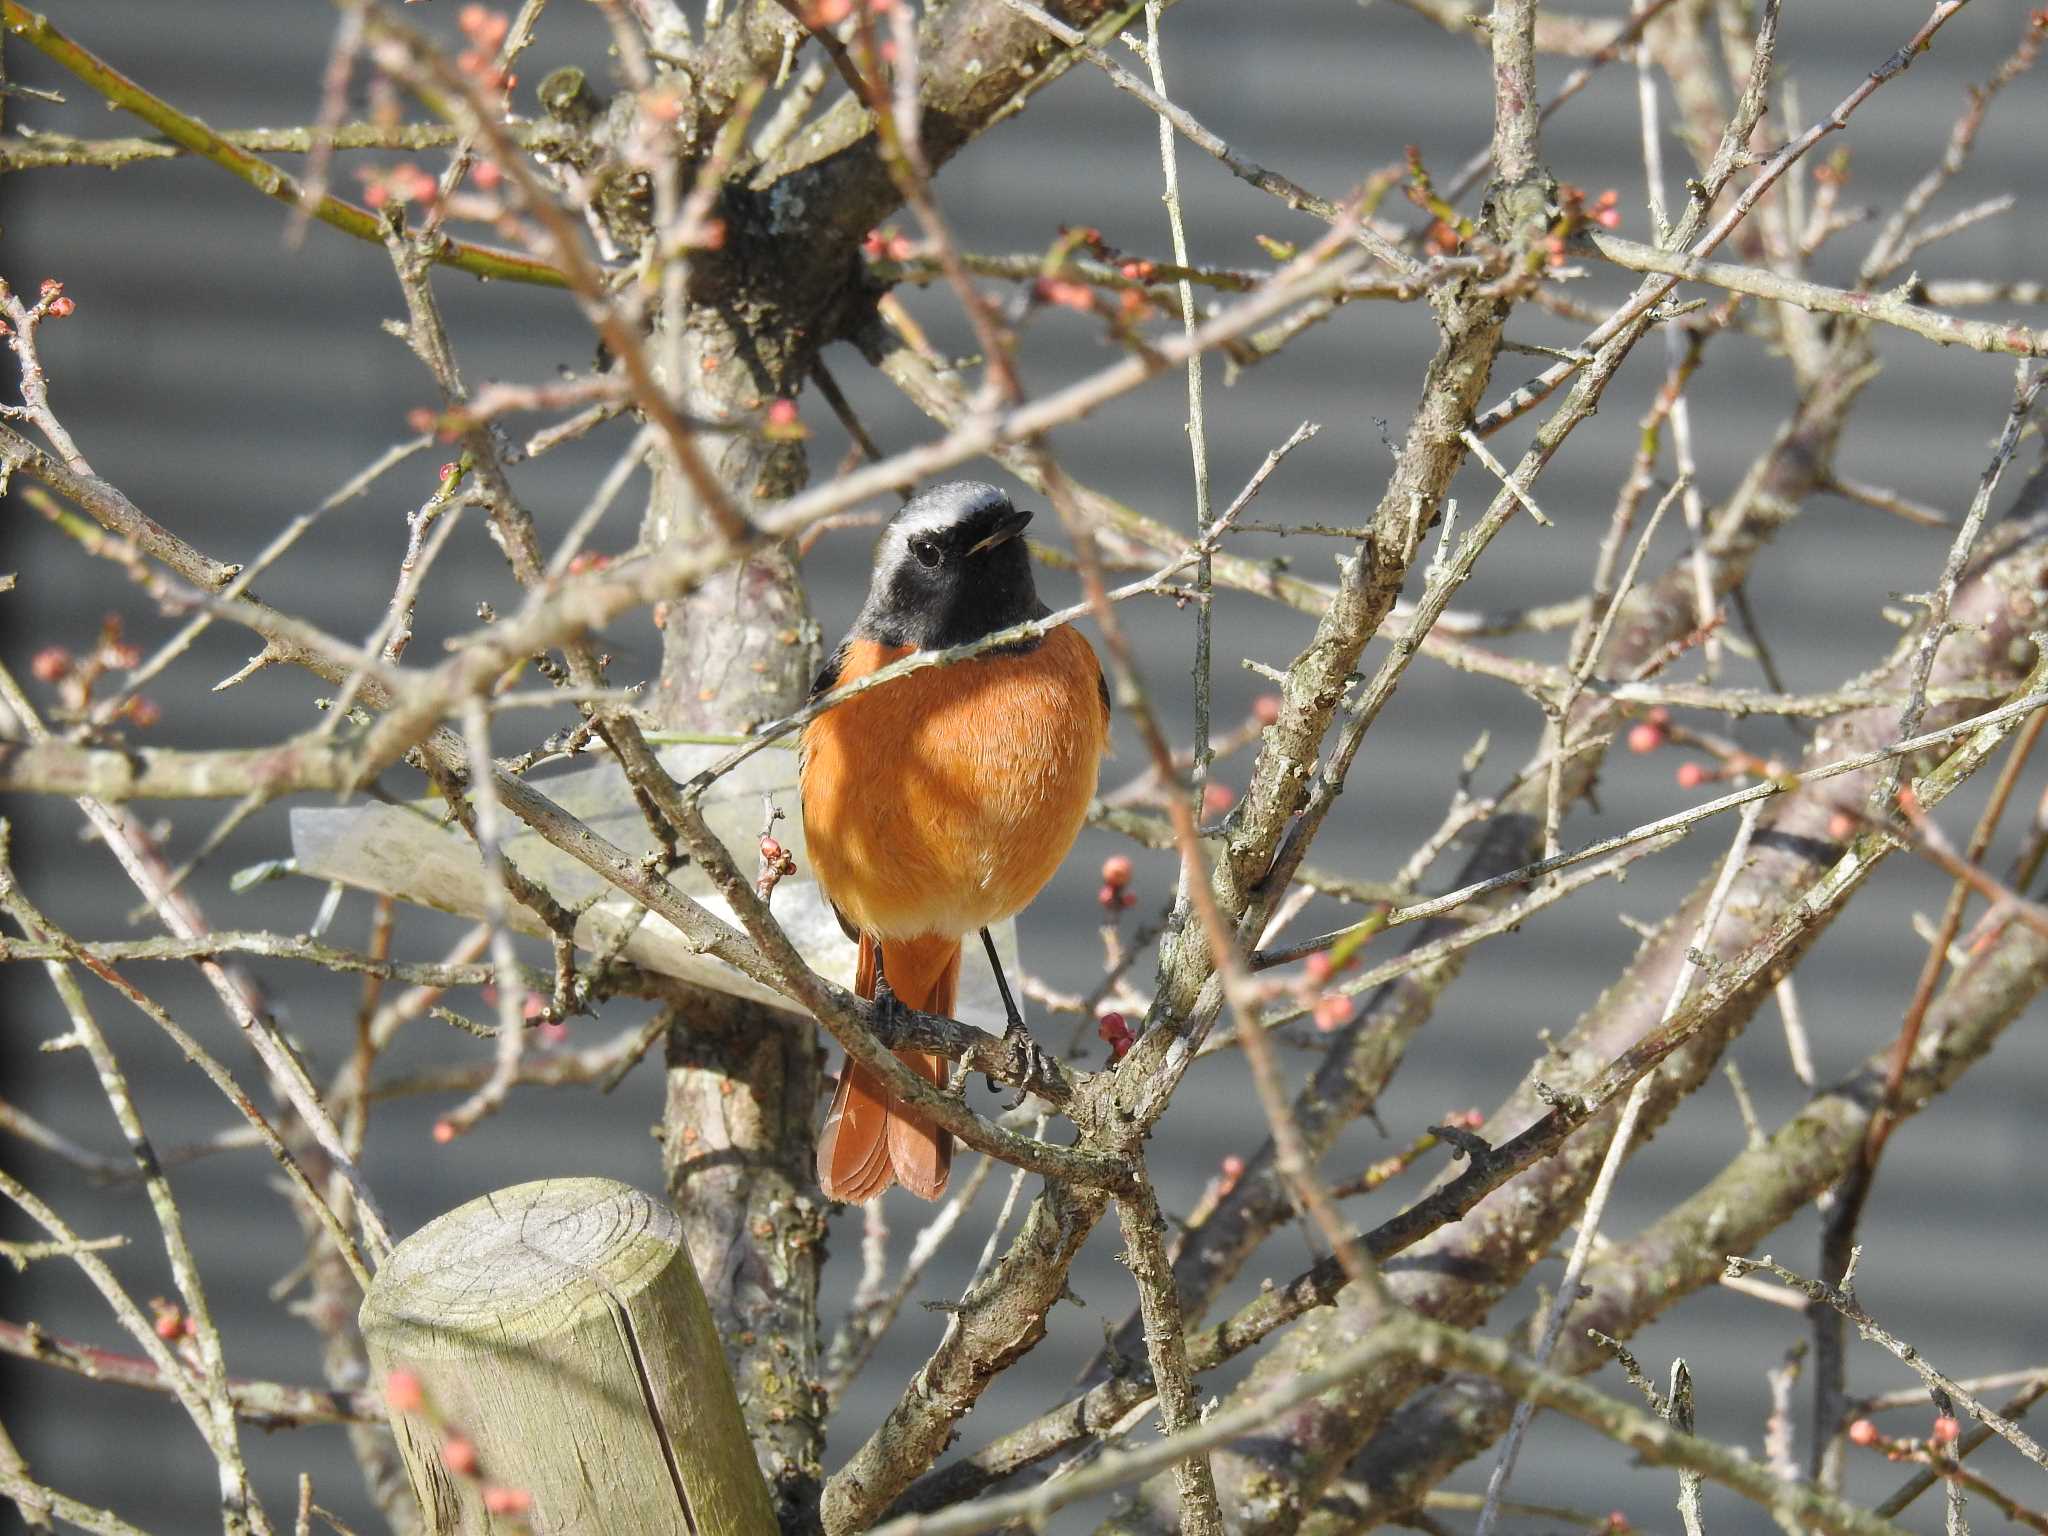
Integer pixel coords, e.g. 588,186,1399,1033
799,626,1109,942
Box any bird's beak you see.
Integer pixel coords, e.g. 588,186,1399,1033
967,506,1034,556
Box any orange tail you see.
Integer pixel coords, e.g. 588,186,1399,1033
817,933,960,1203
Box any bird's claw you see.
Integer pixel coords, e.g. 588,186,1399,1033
871,974,907,1035
1001,1018,1045,1111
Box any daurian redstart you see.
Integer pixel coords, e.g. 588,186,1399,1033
800,482,1110,1202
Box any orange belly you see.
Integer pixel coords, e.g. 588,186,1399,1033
799,626,1108,942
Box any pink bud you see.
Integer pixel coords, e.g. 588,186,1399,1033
483,1486,533,1516
1096,1012,1134,1060
1312,994,1354,1032
384,1370,424,1415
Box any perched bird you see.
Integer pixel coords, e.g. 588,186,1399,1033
800,481,1111,1202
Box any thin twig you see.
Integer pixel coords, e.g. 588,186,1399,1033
1473,800,1763,1536
1727,1253,2048,1470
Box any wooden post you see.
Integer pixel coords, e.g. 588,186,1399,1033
360,1177,778,1536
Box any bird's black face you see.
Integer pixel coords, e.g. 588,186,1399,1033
856,482,1047,650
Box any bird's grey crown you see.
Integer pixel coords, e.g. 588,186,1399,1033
883,480,1015,556
893,480,1011,533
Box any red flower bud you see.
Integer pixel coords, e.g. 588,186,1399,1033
441,1437,478,1476
384,1370,425,1415
1930,1416,1960,1445
1034,277,1096,312
483,1486,533,1516
30,647,72,683
1253,694,1282,726
1675,761,1707,790
1101,855,1133,890
1847,1418,1879,1447
1312,994,1354,1032
1626,722,1664,755
1096,1012,1134,1060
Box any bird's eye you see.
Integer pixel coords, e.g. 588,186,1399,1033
911,537,942,569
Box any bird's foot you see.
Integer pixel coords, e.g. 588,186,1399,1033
871,973,908,1038
1000,1017,1047,1111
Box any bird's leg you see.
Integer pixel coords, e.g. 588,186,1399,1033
870,946,907,1037
980,926,1044,1109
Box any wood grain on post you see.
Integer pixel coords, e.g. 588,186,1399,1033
360,1177,777,1536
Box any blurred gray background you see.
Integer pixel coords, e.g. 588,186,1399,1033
3,3,2045,1532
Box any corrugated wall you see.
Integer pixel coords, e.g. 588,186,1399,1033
4,4,2044,1531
